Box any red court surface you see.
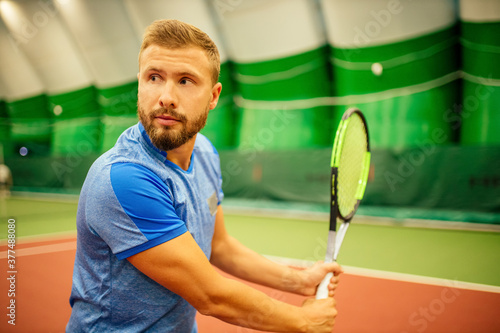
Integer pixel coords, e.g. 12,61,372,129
1,236,499,333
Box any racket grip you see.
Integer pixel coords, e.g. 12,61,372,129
315,272,333,299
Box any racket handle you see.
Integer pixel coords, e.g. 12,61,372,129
315,272,333,299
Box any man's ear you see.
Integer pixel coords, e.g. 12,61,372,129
209,82,222,110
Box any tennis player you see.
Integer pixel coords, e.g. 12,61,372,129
0,163,12,197
66,19,342,333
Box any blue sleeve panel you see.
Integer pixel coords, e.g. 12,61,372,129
110,162,188,259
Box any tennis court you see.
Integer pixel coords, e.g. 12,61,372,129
1,195,499,333
1,1,500,332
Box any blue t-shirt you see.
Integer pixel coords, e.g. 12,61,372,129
67,123,224,332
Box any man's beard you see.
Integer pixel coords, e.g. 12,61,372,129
138,102,209,152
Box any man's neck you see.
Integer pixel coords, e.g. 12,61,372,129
165,135,197,171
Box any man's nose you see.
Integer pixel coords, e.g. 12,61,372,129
158,81,177,109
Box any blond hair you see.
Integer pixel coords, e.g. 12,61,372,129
139,19,220,84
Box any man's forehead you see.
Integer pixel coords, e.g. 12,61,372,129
140,44,210,66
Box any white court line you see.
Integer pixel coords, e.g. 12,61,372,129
0,241,76,259
266,255,500,294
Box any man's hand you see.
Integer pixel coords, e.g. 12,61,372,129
301,297,337,333
297,262,343,297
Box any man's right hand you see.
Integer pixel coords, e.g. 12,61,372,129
301,297,337,333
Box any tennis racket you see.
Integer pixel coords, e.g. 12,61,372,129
316,107,371,299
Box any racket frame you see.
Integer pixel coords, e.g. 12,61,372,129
333,108,371,222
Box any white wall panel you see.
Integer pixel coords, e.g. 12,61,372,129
56,0,140,88
460,0,500,22
214,0,325,62
321,0,457,48
0,0,92,94
124,0,228,62
0,18,44,101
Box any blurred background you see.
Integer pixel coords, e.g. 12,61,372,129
0,0,498,223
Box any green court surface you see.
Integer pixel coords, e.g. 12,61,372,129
2,196,500,287
1,196,78,237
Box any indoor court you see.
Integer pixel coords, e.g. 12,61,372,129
1,0,499,332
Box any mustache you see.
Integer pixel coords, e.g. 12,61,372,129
150,107,186,122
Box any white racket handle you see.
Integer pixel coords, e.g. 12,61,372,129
316,230,336,299
316,272,333,299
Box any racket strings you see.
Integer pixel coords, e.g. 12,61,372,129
337,115,368,217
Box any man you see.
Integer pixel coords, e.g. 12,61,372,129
67,19,342,332
0,163,12,196
0,159,12,220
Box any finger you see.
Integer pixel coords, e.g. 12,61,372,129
328,281,339,288
322,262,343,275
328,271,341,282
329,288,337,298
329,272,341,280
328,282,338,293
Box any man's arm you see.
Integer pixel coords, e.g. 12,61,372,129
210,205,342,297
128,228,338,332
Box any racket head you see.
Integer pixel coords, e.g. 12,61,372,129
331,108,371,222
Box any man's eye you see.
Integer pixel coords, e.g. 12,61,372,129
180,78,193,85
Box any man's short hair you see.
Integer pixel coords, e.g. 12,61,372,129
139,19,221,85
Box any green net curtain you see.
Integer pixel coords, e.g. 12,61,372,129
6,94,52,156
219,0,333,150
0,99,12,159
321,0,460,148
460,18,500,145
49,86,101,156
234,48,332,150
97,81,138,152
201,62,236,149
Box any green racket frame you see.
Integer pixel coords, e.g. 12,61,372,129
330,108,371,225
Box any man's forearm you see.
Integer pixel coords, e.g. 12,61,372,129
210,234,307,294
200,275,310,332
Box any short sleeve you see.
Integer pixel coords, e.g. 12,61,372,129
110,163,187,259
